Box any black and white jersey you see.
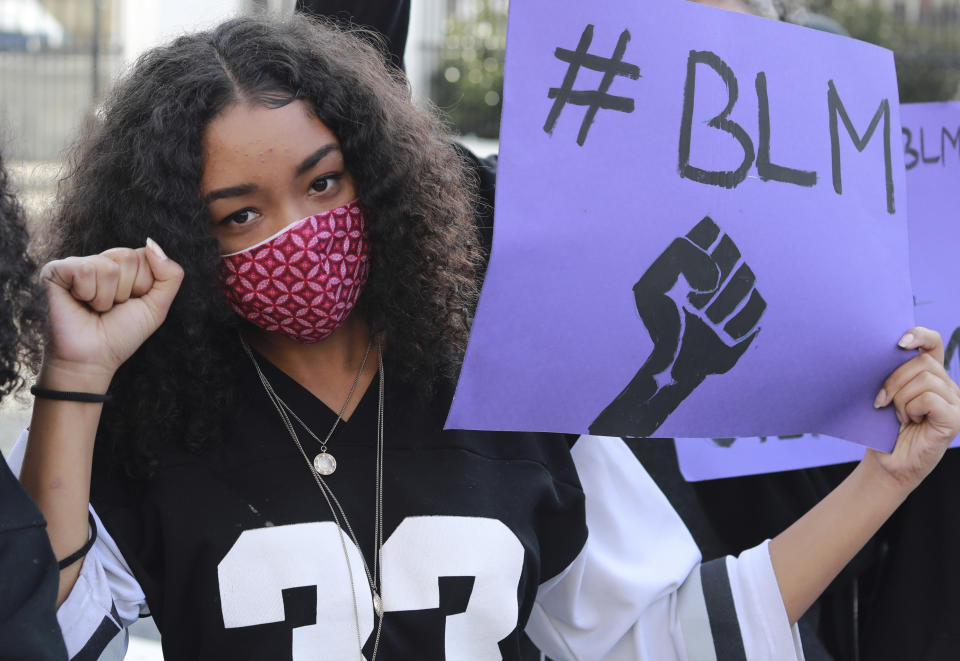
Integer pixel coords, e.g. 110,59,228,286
11,350,802,660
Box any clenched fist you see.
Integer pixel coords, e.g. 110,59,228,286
590,216,765,436
39,239,184,391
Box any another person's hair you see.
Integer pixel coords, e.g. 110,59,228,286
47,15,481,476
0,152,45,400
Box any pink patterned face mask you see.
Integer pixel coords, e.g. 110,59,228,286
218,200,371,343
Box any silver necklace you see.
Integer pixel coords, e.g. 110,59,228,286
279,337,373,476
240,336,385,660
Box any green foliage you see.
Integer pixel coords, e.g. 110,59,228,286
430,0,507,138
429,1,960,130
812,2,960,102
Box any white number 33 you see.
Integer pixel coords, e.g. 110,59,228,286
218,516,525,660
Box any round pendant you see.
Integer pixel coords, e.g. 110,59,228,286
373,592,383,617
313,452,337,475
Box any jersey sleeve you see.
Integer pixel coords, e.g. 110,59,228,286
9,431,148,660
525,435,803,661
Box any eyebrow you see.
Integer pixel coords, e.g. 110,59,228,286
203,184,258,204
295,144,340,178
202,144,341,204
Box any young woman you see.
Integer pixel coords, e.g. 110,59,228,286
14,14,960,661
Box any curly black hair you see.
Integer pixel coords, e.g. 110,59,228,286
46,14,482,476
0,152,46,401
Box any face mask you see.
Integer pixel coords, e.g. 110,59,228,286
219,200,370,343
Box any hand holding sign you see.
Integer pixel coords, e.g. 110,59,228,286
869,327,960,488
590,217,766,436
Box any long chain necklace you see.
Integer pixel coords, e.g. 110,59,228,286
282,338,373,476
240,336,385,660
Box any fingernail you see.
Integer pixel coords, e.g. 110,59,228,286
895,409,903,425
898,332,915,348
873,388,886,408
146,237,167,261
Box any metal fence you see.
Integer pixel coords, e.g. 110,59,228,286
4,1,960,166
0,0,123,163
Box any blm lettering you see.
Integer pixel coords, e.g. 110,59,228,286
903,125,960,170
678,49,894,214
827,81,895,214
678,51,755,188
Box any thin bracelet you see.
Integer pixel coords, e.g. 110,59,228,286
58,513,97,571
30,385,112,404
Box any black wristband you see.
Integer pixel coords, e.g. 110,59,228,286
58,512,97,571
30,385,112,403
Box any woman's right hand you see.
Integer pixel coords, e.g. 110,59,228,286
40,238,184,389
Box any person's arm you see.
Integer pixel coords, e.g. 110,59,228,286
528,435,802,660
19,369,110,607
770,325,960,623
19,240,183,606
529,328,960,661
9,433,148,659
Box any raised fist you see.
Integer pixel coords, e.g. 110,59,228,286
590,217,766,436
40,240,184,390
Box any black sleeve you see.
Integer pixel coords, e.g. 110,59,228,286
0,454,67,660
295,1,411,71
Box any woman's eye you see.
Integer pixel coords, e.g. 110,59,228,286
220,209,259,226
309,174,340,195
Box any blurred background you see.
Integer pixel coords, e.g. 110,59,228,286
2,0,960,224
1,0,958,658
0,0,508,222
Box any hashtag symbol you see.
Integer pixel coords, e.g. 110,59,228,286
543,25,641,147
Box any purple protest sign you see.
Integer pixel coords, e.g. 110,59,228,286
902,102,960,393
676,102,960,481
673,101,960,482
899,101,960,450
447,0,914,450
